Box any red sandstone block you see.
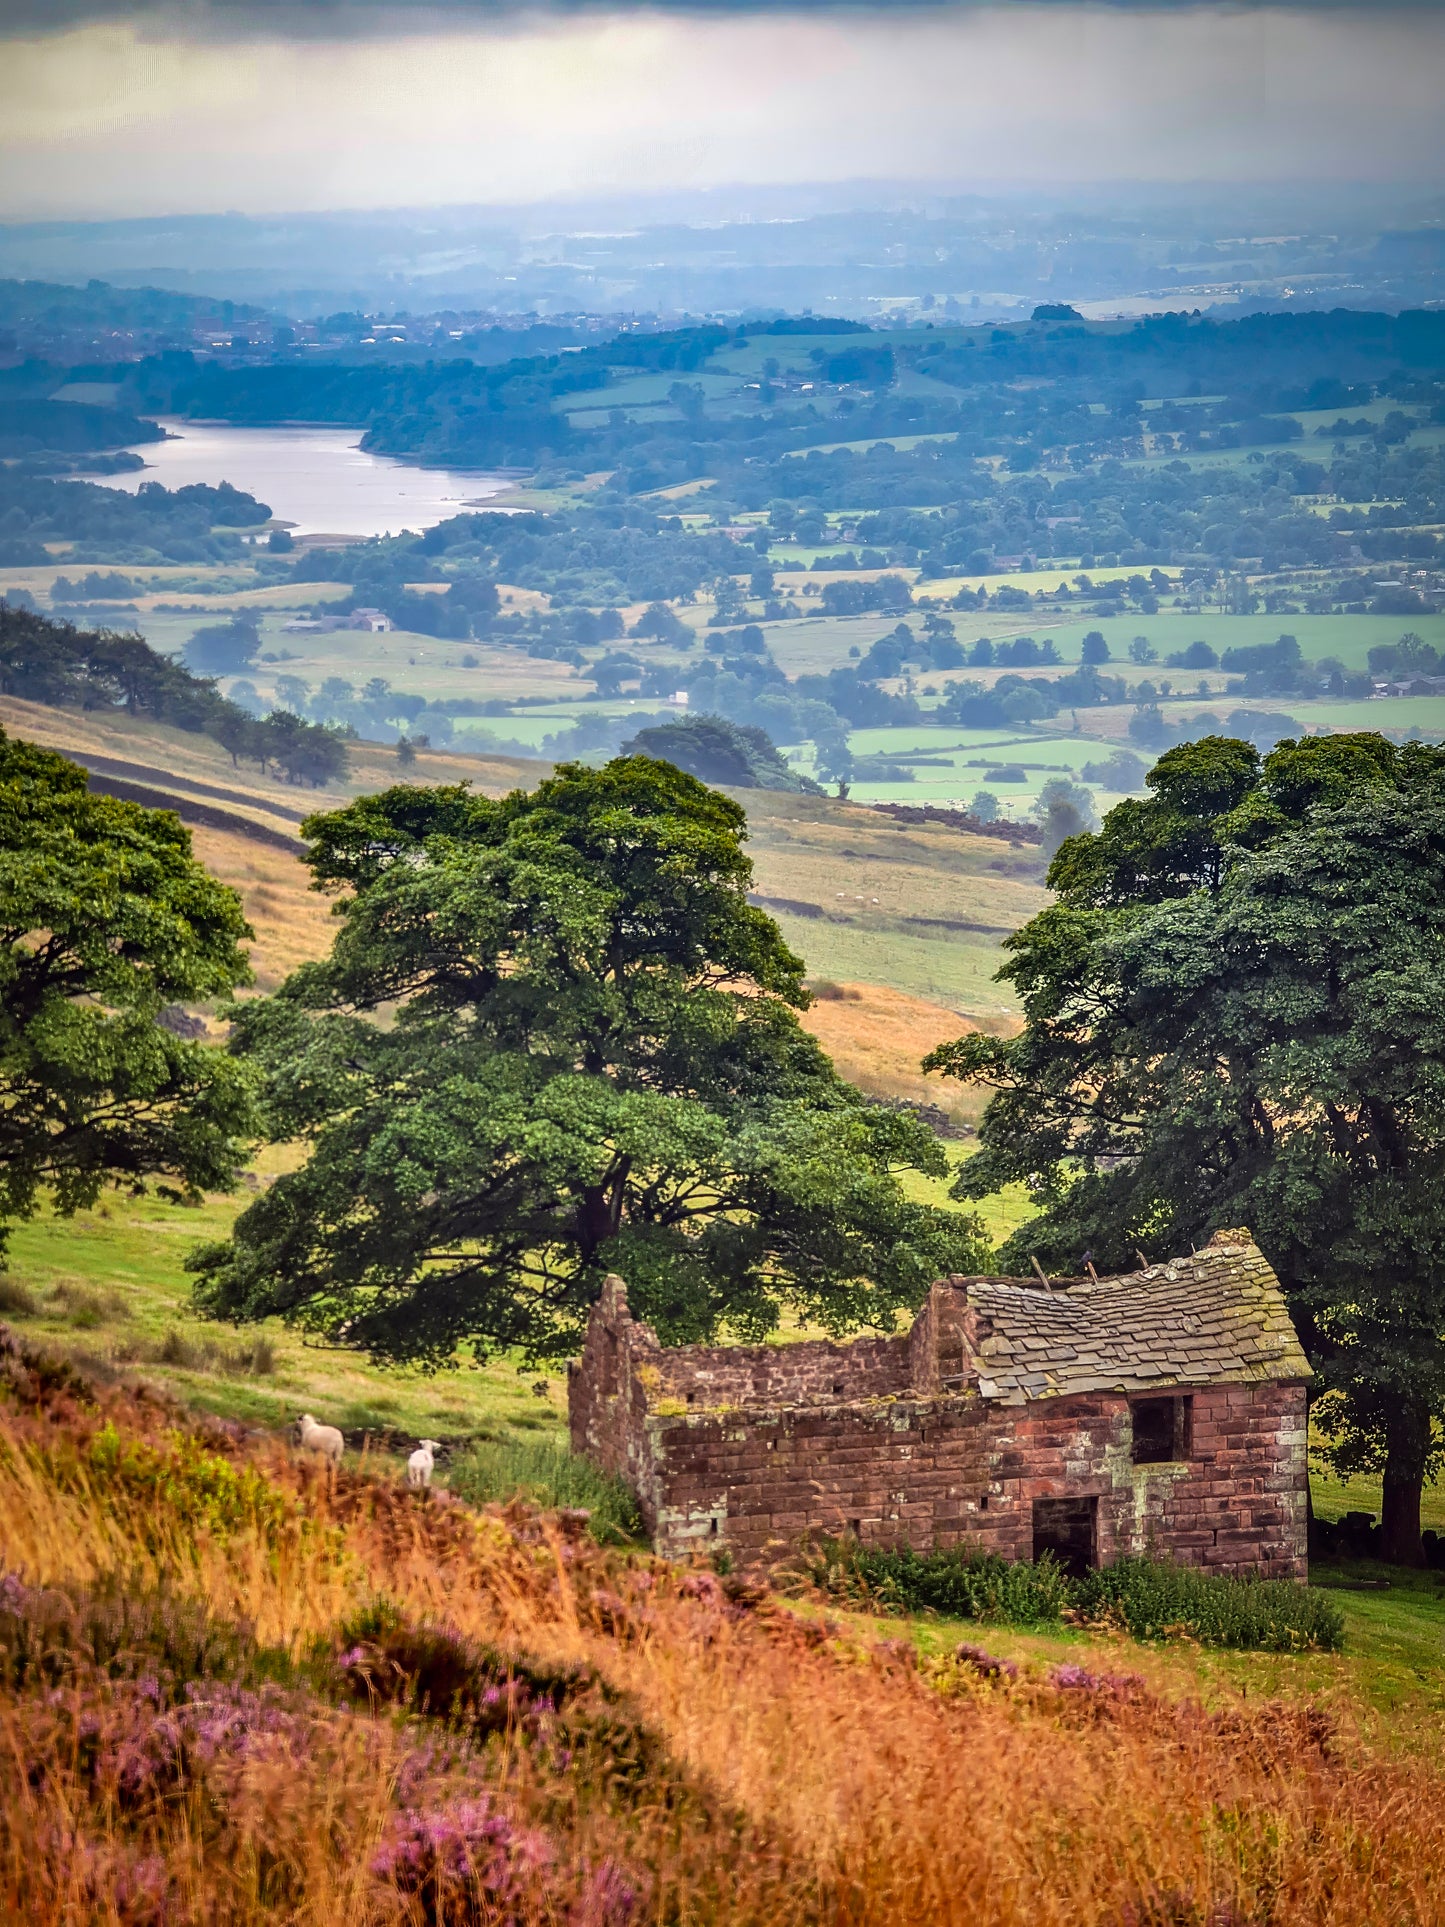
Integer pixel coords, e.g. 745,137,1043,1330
1214,1530,1270,1554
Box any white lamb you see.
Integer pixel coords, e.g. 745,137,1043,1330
406,1439,442,1490
297,1413,344,1467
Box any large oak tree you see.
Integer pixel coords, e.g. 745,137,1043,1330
927,733,1445,1565
0,730,258,1249
191,757,986,1363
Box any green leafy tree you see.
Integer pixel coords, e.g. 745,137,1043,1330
623,714,816,795
814,725,854,799
181,612,261,679
191,757,985,1364
927,732,1445,1565
0,731,258,1251
1035,776,1097,858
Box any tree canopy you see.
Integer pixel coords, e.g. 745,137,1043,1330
0,730,259,1250
621,714,818,793
926,732,1445,1563
190,756,987,1364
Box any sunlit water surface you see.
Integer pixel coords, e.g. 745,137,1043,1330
91,420,514,539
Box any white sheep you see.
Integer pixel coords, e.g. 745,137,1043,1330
297,1413,344,1467
406,1439,442,1490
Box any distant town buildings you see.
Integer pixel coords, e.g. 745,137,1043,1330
281,607,392,635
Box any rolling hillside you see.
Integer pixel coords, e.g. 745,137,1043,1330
1,694,1044,1024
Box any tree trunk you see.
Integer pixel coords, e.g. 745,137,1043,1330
1381,1405,1430,1567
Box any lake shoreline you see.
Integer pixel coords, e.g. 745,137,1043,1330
84,418,517,539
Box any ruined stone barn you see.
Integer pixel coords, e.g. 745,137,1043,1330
569,1231,1312,1577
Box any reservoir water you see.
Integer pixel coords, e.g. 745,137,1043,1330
90,421,515,540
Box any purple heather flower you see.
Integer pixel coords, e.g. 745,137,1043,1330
954,1642,1018,1681
371,1794,555,1920
572,1859,641,1925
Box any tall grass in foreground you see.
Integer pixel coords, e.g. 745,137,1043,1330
449,1435,644,1545
806,1538,1345,1652
0,1325,1438,1925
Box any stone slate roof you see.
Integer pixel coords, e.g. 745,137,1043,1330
960,1234,1311,1404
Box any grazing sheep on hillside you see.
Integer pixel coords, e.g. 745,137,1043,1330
406,1439,442,1490
297,1413,344,1467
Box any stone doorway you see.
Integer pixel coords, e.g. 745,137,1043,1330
1032,1495,1098,1575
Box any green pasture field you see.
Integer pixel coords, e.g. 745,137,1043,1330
778,430,961,460
211,620,593,710
2,562,301,601
837,724,1144,810
1286,398,1414,430
897,1148,1034,1249
761,612,903,675
555,370,748,417
452,696,673,752
892,366,976,406
765,906,1022,1014
931,612,1445,673
1120,417,1441,479
1116,446,1293,478
861,1566,1445,1723
1295,694,1445,735
636,478,720,503
0,1183,569,1449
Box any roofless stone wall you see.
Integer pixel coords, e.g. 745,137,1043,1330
569,1239,1311,1579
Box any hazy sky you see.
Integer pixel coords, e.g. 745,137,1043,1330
0,3,1440,220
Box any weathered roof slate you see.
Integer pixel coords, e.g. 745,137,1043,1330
957,1234,1311,1404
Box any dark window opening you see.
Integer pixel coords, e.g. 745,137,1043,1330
1032,1496,1097,1576
979,1494,989,1511
1131,1395,1192,1464
831,1381,845,1395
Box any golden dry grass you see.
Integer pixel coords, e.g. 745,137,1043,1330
2,1354,1445,1926
797,981,980,1120
186,827,335,992
0,692,546,819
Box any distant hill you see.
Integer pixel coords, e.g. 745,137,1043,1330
0,275,271,333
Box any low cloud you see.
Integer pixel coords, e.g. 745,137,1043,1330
1,5,1440,220
1,0,1440,35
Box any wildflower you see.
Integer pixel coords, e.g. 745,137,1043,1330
676,1572,725,1607
371,1795,553,1922
1048,1663,1147,1696
954,1642,1018,1681
56,1837,170,1927
572,1858,641,1925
